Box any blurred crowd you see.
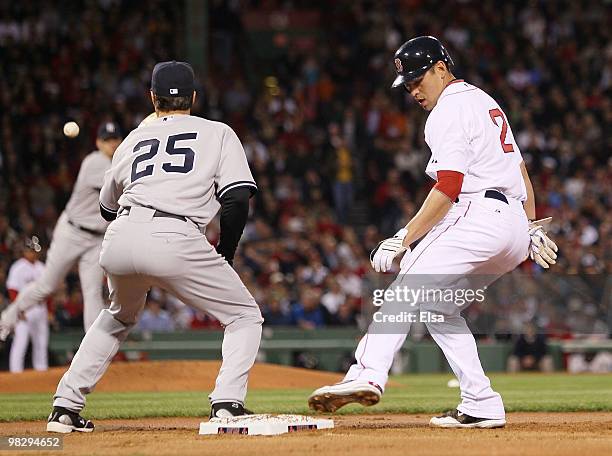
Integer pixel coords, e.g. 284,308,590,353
0,0,610,344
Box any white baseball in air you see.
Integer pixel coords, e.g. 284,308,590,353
63,121,80,138
447,378,460,388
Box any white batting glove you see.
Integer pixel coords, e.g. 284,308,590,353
528,218,558,269
370,228,410,273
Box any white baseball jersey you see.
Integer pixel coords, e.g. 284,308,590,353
340,80,533,423
64,151,112,232
100,114,257,226
7,258,48,373
424,80,527,201
6,258,45,293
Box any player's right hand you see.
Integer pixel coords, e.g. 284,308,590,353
528,219,558,269
370,228,409,273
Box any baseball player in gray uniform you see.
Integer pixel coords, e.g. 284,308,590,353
47,61,262,433
0,123,122,341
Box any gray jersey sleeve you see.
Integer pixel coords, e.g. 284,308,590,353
64,152,112,231
214,126,257,199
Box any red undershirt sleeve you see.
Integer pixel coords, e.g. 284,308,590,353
434,170,464,201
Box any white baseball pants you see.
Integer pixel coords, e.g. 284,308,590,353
9,305,49,372
345,195,530,419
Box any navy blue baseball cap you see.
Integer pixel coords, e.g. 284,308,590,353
151,61,195,97
97,121,122,140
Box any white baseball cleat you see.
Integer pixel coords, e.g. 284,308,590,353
429,409,506,428
0,304,19,341
308,379,382,413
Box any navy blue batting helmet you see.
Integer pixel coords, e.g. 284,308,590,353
392,36,454,88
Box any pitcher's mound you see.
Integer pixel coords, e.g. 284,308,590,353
0,361,343,393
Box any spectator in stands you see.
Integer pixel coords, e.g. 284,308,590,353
330,302,358,327
137,296,175,333
263,295,291,326
327,122,354,224
54,289,84,329
320,277,345,315
290,286,327,330
507,322,554,372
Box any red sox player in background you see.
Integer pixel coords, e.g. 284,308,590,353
6,237,47,373
309,36,558,428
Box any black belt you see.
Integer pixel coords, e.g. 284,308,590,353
484,189,508,204
122,206,187,222
456,190,508,205
68,220,105,236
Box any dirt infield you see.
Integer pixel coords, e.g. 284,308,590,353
1,362,611,455
0,413,611,456
0,361,343,393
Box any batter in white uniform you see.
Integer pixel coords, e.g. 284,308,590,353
47,61,262,433
0,123,122,339
309,36,558,428
6,237,47,372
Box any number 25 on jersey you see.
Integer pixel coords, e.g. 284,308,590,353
488,109,514,153
131,132,197,182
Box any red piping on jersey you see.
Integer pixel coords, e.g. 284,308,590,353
402,201,472,272
448,79,465,85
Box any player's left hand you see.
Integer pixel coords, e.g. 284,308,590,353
528,218,558,269
370,228,410,273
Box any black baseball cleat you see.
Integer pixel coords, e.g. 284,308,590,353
429,409,506,428
47,406,95,433
209,401,254,419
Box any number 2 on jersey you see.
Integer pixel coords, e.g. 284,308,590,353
488,109,514,153
131,133,197,182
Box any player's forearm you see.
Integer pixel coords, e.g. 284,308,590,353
217,187,251,264
520,161,536,219
402,188,453,247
